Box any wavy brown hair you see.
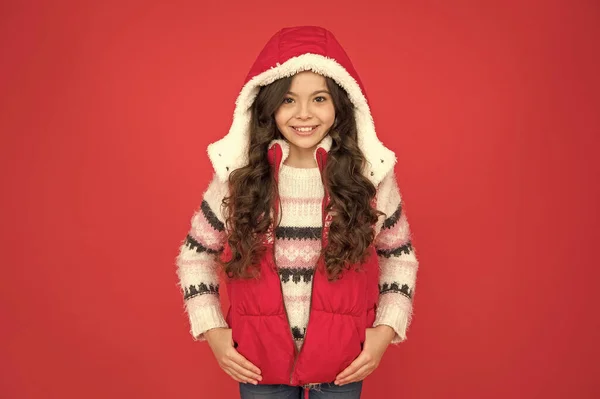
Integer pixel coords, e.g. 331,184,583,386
217,73,385,281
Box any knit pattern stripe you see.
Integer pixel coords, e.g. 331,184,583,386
175,167,419,345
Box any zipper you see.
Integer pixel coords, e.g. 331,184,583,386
291,150,327,386
272,144,301,384
274,230,299,384
292,270,316,386
275,148,327,386
274,196,300,384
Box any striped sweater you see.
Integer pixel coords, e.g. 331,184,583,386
175,159,419,349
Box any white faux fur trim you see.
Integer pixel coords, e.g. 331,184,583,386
207,53,397,186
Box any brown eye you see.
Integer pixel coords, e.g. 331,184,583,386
283,97,294,104
315,96,326,102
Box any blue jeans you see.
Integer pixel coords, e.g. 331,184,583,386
239,381,363,398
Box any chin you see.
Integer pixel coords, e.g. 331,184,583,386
287,135,326,149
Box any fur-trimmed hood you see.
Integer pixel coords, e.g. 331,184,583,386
207,25,396,186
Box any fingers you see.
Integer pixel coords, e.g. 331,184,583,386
222,349,262,384
229,350,262,376
335,363,372,385
223,362,259,385
335,352,369,381
228,359,262,384
223,367,253,384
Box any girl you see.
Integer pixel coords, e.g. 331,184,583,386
175,26,419,399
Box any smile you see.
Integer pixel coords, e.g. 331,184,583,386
291,125,319,135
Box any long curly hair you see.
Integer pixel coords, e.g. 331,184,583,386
217,73,385,281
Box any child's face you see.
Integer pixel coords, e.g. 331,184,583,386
274,71,336,159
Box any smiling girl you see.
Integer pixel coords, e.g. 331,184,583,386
175,26,420,399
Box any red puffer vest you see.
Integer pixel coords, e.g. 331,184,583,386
220,142,380,387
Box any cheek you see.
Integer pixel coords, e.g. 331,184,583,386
275,109,291,128
274,111,291,136
319,106,336,125
274,110,283,126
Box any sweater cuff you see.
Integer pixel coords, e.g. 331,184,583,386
186,299,229,342
372,298,413,345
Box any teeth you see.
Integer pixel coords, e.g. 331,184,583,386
294,126,316,132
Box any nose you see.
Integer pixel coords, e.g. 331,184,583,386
296,102,312,120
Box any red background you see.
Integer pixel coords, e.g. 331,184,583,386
1,0,598,398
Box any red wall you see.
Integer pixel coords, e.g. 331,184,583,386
1,0,598,397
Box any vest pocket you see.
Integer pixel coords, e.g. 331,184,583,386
293,310,363,385
230,313,296,385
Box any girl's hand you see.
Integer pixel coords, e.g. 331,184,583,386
204,327,263,385
334,325,396,386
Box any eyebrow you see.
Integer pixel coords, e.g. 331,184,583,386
286,90,331,96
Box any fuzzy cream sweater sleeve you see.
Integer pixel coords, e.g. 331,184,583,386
175,173,230,341
372,170,420,344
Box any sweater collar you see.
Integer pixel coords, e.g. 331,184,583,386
267,135,333,174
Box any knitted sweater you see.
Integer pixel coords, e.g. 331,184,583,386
175,160,419,348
